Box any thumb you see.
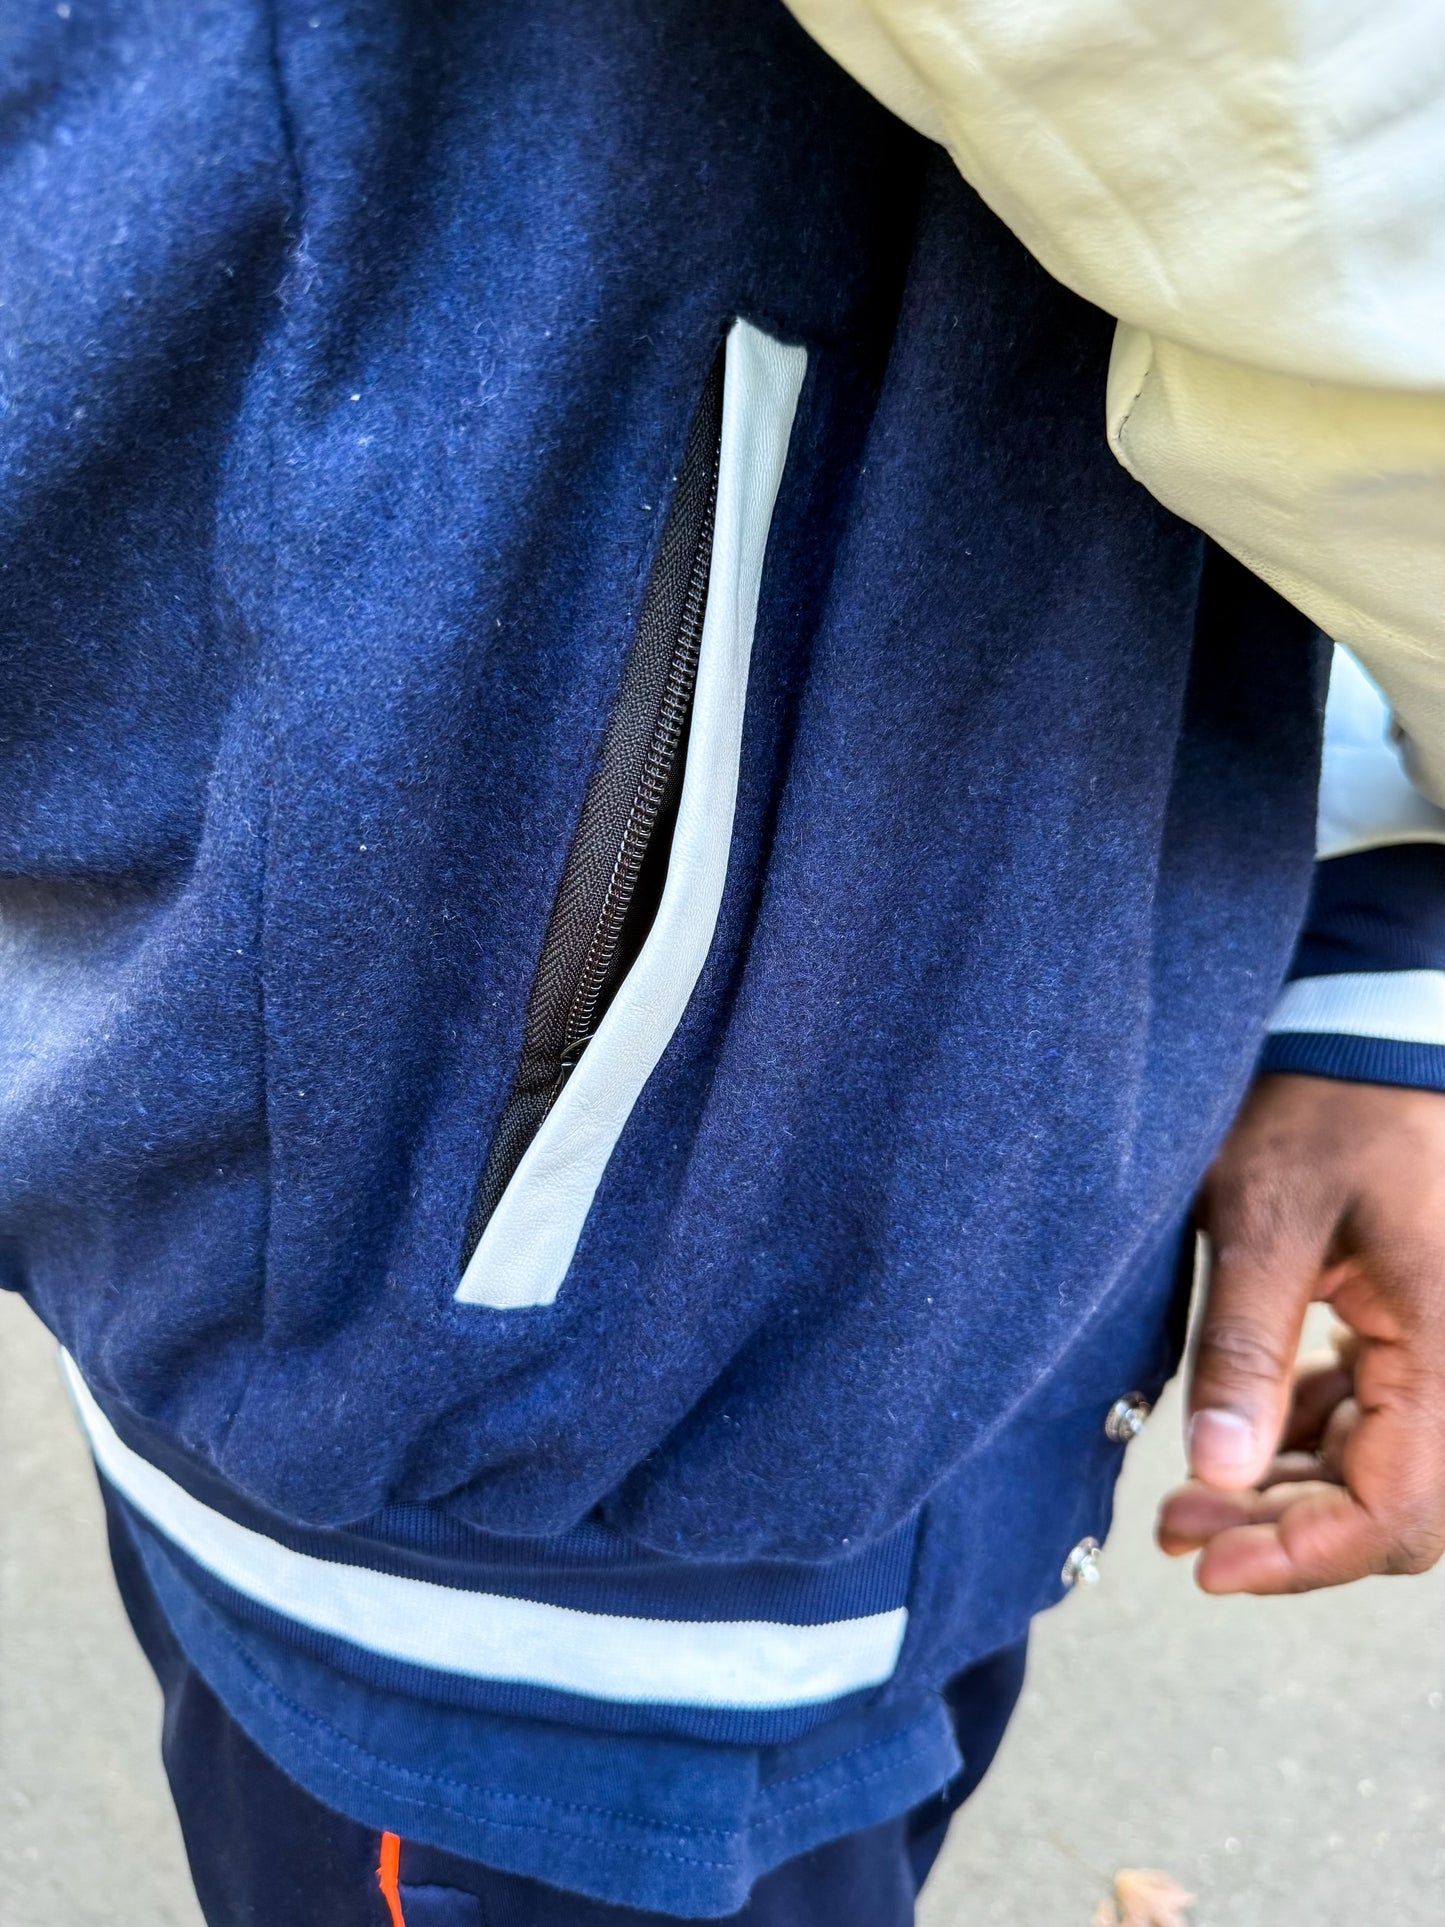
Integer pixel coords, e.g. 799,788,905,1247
1188,1189,1326,1490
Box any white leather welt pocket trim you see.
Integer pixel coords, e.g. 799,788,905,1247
456,321,807,1310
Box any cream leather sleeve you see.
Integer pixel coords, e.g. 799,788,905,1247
785,0,1445,799
1107,332,1445,803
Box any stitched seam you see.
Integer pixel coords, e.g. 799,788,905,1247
264,1708,943,1874
750,1727,926,1802
185,1595,743,1835
746,1738,945,1833
163,1567,942,1863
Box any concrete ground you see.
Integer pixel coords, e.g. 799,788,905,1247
2,1289,1441,1926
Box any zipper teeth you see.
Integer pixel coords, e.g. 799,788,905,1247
559,475,718,1063
461,356,725,1261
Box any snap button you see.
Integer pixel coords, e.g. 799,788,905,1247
1105,1393,1152,1442
1061,1537,1102,1588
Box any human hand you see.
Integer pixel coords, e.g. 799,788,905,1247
1156,1074,1445,1593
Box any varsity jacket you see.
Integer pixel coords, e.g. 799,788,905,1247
2,3,1442,1915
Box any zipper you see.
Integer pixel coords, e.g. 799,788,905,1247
461,350,725,1261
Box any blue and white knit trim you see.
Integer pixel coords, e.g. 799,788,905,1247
1265,652,1445,1095
1263,970,1445,1091
64,1355,912,1741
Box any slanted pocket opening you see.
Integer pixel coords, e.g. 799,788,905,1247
456,320,807,1310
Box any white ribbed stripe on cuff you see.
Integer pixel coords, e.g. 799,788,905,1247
1267,970,1445,1045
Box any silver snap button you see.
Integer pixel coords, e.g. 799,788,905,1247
1061,1537,1102,1588
1105,1393,1152,1442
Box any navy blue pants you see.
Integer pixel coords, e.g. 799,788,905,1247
107,1491,1025,1925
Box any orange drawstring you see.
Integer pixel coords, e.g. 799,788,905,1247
377,1831,407,1927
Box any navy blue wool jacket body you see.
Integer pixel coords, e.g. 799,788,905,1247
5,2,1443,1915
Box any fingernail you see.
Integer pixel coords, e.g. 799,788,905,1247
1189,1409,1257,1472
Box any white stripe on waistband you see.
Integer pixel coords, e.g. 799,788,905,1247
62,1354,906,1711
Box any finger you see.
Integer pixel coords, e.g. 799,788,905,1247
1177,1340,1445,1585
1317,1397,1359,1480
1188,1207,1329,1489
1330,1325,1364,1372
1324,1337,1445,1567
1156,1475,1343,1554
1157,1481,1254,1553
1280,1351,1354,1451
1159,1357,1357,1554
1192,1486,1394,1594
1195,1380,1445,1592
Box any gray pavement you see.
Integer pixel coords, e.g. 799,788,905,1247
2,1288,1441,1926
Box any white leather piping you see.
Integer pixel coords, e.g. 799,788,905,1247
456,320,807,1310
